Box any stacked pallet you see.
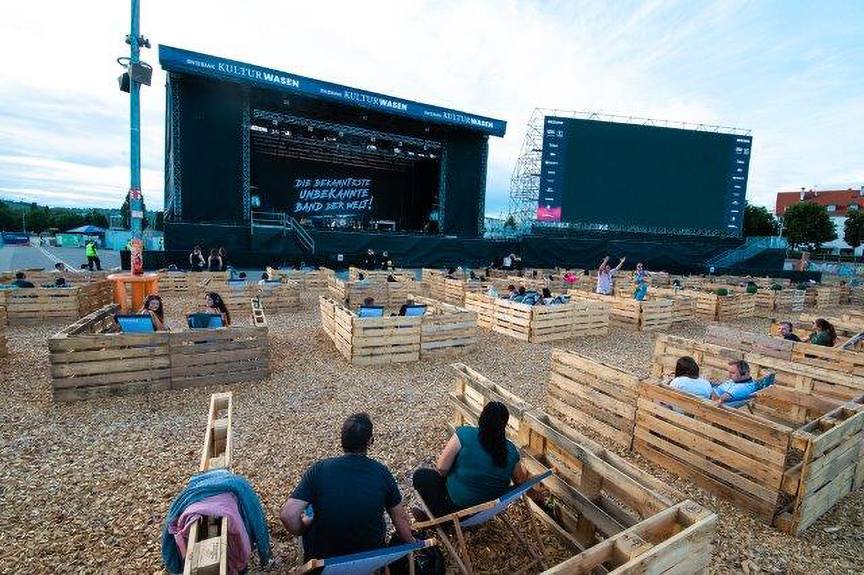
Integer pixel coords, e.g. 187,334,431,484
463,293,608,343
754,289,806,318
319,296,476,364
0,280,113,325
48,304,270,401
184,392,233,575
269,267,335,292
543,344,864,535
450,363,716,571
443,278,489,306
348,267,414,282
693,291,756,321
812,286,841,308
158,272,191,294
0,305,7,358
648,287,693,323
218,281,300,314
571,292,673,331
328,278,387,306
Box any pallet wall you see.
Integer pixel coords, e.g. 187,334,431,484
0,280,113,325
48,305,270,401
218,281,301,314
755,289,806,318
411,296,478,357
570,292,673,331
693,291,756,321
348,267,415,283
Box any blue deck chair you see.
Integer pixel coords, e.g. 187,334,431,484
414,470,552,574
721,373,776,409
293,539,437,575
115,314,155,333
403,305,427,317
227,280,248,290
187,313,224,329
357,305,384,318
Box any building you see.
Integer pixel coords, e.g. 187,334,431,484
775,187,864,255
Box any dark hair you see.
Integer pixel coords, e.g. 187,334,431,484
507,284,516,291
583,270,590,276
238,272,247,280
518,286,526,296
469,271,477,279
447,267,456,275
729,359,750,377
674,356,699,378
363,297,375,306
814,318,836,345
542,287,552,299
143,294,164,322
261,272,269,280
341,412,373,453
15,272,25,280
358,272,365,281
54,262,65,270
478,402,510,467
210,248,217,256
780,321,794,332
55,277,66,287
206,292,231,324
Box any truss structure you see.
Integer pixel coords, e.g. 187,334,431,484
507,108,752,234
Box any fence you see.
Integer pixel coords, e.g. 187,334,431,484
0,280,113,325
48,304,270,401
570,292,673,331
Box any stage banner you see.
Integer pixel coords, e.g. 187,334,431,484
292,177,374,216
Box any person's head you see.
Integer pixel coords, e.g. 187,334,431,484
583,269,590,276
383,251,388,257
358,272,365,281
507,284,516,293
238,272,247,280
779,321,794,337
814,318,836,342
674,356,700,379
193,245,201,254
387,274,395,281
727,360,750,382
341,412,373,454
542,287,552,299
55,277,66,287
447,267,456,275
15,272,25,280
261,272,269,280
469,271,477,279
54,262,65,272
518,286,526,295
478,401,510,467
210,248,217,257
532,270,538,278
636,262,644,272
143,294,164,320
205,292,230,322
363,297,375,306
367,248,374,256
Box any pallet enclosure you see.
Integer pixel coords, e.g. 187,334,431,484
0,280,113,325
570,292,673,331
48,305,270,401
692,290,756,321
205,279,300,314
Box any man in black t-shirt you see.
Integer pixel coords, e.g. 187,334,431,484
11,272,34,288
280,413,414,560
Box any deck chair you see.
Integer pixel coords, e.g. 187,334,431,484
187,313,224,329
115,314,155,333
403,305,427,317
293,539,437,575
721,373,776,409
358,305,384,318
413,470,552,575
227,280,248,290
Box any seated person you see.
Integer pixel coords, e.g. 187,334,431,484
238,272,247,281
398,299,415,316
51,262,66,274
280,413,414,560
204,292,231,326
258,272,269,286
486,285,499,298
713,360,756,405
668,356,713,399
517,286,527,297
412,401,528,520
444,267,457,280
540,287,554,305
11,272,35,288
54,277,67,288
809,318,836,347
356,272,368,285
140,294,167,331
563,270,577,284
363,297,375,307
386,274,397,283
505,284,518,299
468,271,479,282
778,321,801,342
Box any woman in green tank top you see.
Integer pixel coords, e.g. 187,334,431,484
412,402,528,518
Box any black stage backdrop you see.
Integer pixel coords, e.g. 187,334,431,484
253,155,437,231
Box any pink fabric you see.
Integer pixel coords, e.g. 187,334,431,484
169,492,251,575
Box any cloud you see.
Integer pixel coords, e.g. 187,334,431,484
0,0,862,219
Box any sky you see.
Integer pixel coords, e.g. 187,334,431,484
0,0,862,217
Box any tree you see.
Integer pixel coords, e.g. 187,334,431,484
25,205,53,233
84,209,110,229
0,202,17,231
120,192,149,230
844,209,864,251
743,203,779,237
781,202,837,249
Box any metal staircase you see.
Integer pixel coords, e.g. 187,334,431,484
251,209,315,253
705,236,787,269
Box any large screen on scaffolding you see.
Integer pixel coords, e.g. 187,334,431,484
537,116,751,234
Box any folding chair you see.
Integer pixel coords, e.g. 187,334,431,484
293,539,437,575
115,314,155,333
413,470,552,575
358,305,385,318
721,373,776,410
403,305,427,317
187,313,224,329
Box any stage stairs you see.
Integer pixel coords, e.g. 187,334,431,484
704,236,787,270
251,209,315,254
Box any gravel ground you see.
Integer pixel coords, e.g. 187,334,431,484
0,294,861,573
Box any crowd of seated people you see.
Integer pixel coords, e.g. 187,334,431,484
667,356,773,407
279,404,543,565
113,291,232,332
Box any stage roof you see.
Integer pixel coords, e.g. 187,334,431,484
159,45,506,137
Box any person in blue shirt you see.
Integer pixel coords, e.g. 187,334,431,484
713,360,756,405
668,356,713,400
411,401,528,520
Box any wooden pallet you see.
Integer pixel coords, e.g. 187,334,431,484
347,267,414,283
159,272,191,293
449,364,714,571
810,286,841,308
693,291,757,321
0,281,113,325
217,281,300,314
776,398,864,535
570,292,673,331
251,298,267,327
755,289,806,318
547,349,640,448
327,278,387,307
48,305,271,401
463,292,496,329
270,267,335,292
184,392,233,575
0,305,7,358
411,296,477,357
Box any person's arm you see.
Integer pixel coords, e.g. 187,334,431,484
387,504,415,544
148,310,165,331
436,433,462,476
598,255,609,269
280,498,312,536
614,257,626,271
